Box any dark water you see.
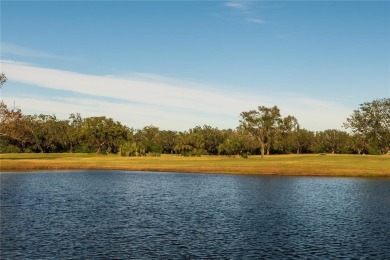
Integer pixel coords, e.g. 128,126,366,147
1,171,390,259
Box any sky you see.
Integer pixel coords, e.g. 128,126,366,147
1,1,389,131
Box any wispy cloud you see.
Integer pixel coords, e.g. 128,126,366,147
1,96,218,130
1,60,351,131
1,60,254,129
1,42,77,61
224,1,247,10
222,1,268,25
1,60,246,115
245,18,267,24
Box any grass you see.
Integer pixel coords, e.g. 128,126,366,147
1,153,389,177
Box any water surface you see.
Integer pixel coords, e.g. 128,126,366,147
1,171,389,259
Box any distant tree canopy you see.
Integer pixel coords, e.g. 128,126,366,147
0,75,389,156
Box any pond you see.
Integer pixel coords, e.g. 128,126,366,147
1,171,390,259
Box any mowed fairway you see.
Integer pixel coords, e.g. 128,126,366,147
1,153,389,177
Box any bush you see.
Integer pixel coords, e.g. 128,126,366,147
368,147,381,155
148,152,161,157
241,152,249,158
0,144,21,153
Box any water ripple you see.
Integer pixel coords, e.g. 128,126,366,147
1,171,390,259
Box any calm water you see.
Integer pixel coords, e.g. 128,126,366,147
1,171,390,259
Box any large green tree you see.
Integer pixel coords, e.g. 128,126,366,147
272,115,299,154
0,101,32,152
159,130,178,154
137,125,163,155
191,125,225,155
344,98,390,154
24,114,66,153
348,133,369,155
174,129,206,156
292,128,315,154
66,113,84,153
240,105,281,158
81,116,128,154
314,129,350,154
218,128,257,157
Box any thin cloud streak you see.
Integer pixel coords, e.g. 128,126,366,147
224,1,246,10
1,60,249,116
1,43,77,61
245,18,267,24
223,1,268,25
1,96,226,130
1,60,351,131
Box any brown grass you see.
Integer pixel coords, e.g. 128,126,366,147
1,153,389,177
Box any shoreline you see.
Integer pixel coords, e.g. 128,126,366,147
1,169,390,178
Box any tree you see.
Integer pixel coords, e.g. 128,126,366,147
159,130,178,154
24,114,65,153
67,113,83,153
344,98,390,154
314,129,350,154
218,128,257,157
119,129,142,156
240,106,281,158
0,73,6,87
292,128,315,154
0,101,32,152
191,125,225,155
138,125,163,155
348,133,368,155
81,116,127,154
174,129,206,156
273,115,299,154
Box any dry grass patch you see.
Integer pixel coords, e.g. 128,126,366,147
1,153,389,177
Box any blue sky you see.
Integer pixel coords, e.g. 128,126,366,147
1,1,389,131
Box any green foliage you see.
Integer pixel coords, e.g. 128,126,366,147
297,129,315,154
159,130,178,154
174,130,207,156
218,128,257,157
272,115,300,154
240,106,303,157
240,105,281,158
347,133,368,155
0,139,21,153
344,98,390,154
367,146,381,155
120,141,144,156
314,129,350,154
0,101,33,152
193,125,225,155
1,96,388,156
241,152,249,158
134,126,163,155
24,114,69,153
74,144,94,153
67,113,83,153
81,116,128,154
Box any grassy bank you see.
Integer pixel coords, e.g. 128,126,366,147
0,154,390,177
1,153,389,177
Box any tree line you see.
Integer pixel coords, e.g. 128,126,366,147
0,73,389,156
